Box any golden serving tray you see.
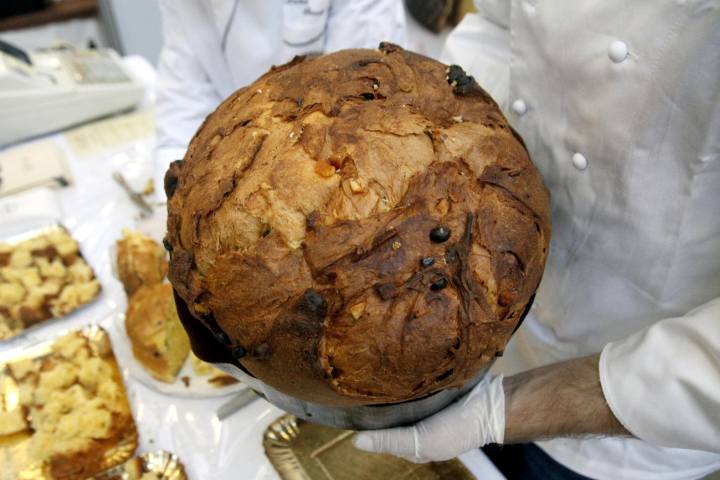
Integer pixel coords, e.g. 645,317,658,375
0,326,138,479
264,415,476,480
93,450,187,480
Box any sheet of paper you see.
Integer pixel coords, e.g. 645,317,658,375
0,140,73,198
0,188,63,229
64,108,155,159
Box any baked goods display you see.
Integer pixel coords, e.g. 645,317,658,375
116,230,239,390
0,226,101,340
0,327,138,479
125,283,190,383
116,229,168,296
165,45,551,406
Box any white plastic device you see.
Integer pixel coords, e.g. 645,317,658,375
0,46,144,146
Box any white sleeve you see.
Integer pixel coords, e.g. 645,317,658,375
155,0,222,152
325,0,406,51
600,297,720,453
154,0,222,198
440,8,511,110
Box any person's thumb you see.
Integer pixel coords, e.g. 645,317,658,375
353,426,420,461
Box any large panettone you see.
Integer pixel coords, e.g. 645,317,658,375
165,44,550,406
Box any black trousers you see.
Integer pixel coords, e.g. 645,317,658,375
482,443,594,480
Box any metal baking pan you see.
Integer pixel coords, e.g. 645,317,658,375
217,359,491,431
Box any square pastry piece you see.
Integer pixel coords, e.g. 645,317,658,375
0,226,101,340
0,327,138,479
115,229,168,296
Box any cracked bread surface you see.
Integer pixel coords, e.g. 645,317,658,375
166,44,550,406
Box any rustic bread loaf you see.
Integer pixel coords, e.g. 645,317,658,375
165,44,550,406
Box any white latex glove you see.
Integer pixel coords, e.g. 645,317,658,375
353,374,505,463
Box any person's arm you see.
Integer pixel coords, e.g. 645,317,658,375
503,354,628,443
154,0,223,198
354,354,628,463
355,297,720,461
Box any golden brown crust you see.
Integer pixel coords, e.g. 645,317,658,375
166,45,550,406
125,284,190,383
116,230,168,296
0,228,101,339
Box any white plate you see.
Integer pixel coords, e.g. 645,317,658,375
108,311,246,399
106,213,243,398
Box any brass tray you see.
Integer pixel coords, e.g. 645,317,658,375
263,414,476,480
93,450,188,480
0,325,138,479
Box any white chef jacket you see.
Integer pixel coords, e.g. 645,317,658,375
442,1,720,479
154,0,405,192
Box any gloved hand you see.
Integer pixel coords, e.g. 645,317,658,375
353,374,505,463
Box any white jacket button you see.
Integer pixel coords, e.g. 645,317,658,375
572,152,588,170
608,40,629,63
512,99,528,116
